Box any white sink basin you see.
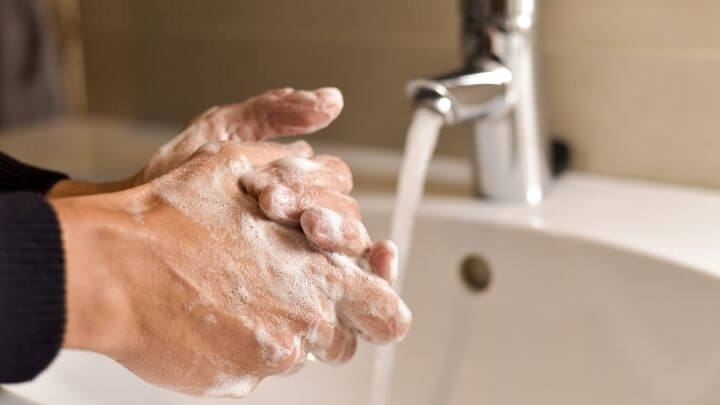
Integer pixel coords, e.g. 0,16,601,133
3,119,720,404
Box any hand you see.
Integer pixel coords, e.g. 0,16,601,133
52,142,411,398
48,86,396,281
47,87,344,197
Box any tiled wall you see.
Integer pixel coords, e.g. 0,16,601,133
79,0,720,189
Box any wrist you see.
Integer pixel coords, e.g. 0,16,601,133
51,193,143,357
47,175,137,198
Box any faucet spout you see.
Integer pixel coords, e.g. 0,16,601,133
406,0,551,205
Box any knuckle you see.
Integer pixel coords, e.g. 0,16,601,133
215,143,252,175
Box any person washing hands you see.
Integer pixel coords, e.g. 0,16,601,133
0,88,411,398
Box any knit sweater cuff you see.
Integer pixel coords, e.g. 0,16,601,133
0,193,65,383
0,152,68,194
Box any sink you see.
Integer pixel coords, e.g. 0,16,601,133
3,119,720,404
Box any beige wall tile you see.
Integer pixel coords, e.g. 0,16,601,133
78,0,720,188
542,0,720,51
545,49,720,187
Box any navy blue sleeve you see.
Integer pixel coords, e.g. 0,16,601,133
0,152,67,194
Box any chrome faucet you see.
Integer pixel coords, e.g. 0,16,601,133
407,0,551,204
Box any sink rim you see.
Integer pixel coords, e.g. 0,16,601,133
353,172,720,282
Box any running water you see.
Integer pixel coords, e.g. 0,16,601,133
368,107,444,405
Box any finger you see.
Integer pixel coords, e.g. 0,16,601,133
310,325,357,365
269,154,352,194
258,183,361,225
280,341,308,376
308,154,353,194
257,328,308,376
202,141,314,188
299,207,371,257
222,87,344,142
333,263,412,344
243,155,353,197
367,240,399,285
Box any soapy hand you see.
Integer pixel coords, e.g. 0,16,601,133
138,87,344,184
47,87,344,196
47,87,385,275
240,152,399,283
54,142,411,398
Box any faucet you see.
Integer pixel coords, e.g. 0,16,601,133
407,0,551,204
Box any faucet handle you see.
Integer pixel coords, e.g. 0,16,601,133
406,61,512,124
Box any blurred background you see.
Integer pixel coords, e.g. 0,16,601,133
2,0,720,188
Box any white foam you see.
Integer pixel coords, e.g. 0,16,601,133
275,156,319,174
126,197,149,225
203,374,258,398
315,207,344,245
150,141,403,394
254,325,293,366
228,155,252,177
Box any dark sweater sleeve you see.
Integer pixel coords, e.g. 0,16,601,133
0,152,68,194
0,193,66,383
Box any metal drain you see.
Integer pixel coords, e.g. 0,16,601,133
460,255,492,292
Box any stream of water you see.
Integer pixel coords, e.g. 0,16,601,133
368,107,444,405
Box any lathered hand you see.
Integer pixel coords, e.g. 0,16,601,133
53,142,411,398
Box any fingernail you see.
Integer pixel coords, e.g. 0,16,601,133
317,87,343,109
368,240,399,285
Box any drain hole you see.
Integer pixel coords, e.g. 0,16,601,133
460,255,492,292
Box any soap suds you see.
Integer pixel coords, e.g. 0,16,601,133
275,156,319,173
147,141,405,397
254,325,300,366
313,206,344,245
126,197,150,225
203,374,258,398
